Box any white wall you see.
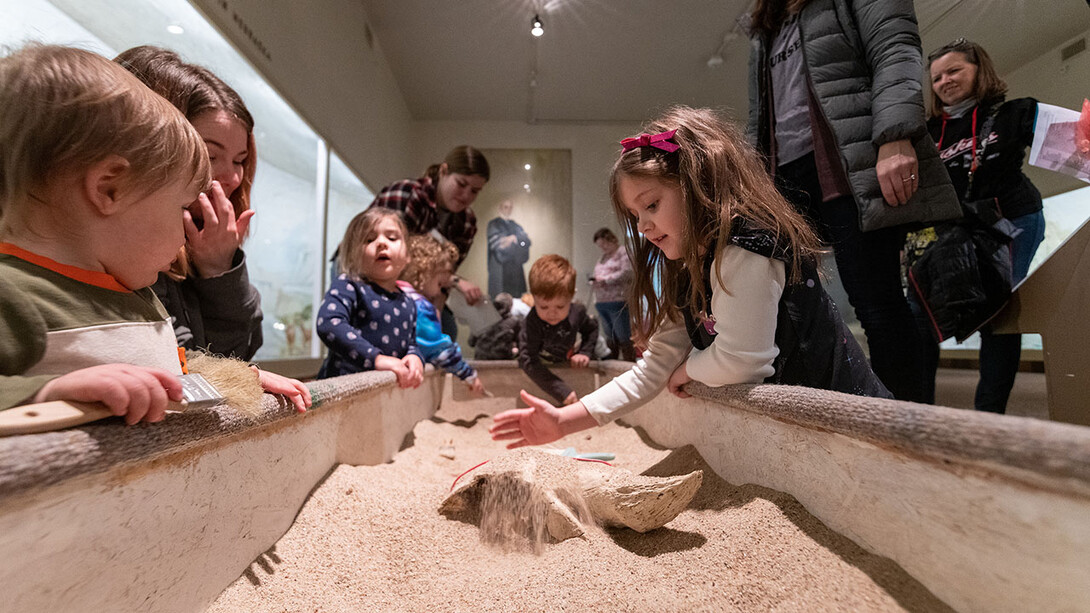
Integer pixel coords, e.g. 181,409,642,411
411,120,641,305
189,0,416,191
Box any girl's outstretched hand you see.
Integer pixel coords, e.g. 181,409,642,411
490,390,566,449
251,366,311,413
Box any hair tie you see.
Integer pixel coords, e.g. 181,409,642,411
620,129,679,153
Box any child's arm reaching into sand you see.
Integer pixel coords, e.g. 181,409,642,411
489,390,598,449
31,364,183,425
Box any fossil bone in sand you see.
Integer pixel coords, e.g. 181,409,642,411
439,448,703,545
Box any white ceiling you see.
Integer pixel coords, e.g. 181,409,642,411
361,0,1090,124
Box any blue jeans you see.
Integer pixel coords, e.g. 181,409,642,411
595,301,631,344
776,154,926,402
975,209,1045,413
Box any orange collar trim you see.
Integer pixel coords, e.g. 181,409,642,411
0,243,131,293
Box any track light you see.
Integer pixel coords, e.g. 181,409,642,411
531,14,544,37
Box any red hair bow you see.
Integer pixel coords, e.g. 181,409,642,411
620,129,679,153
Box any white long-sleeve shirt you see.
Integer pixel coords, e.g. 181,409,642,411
581,245,785,424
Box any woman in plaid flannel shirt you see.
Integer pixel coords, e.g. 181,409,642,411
370,146,490,340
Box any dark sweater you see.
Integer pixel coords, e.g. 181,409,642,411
927,98,1042,219
517,302,598,403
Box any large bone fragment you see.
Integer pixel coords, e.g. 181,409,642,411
439,449,703,544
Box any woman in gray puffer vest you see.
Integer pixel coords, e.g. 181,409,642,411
746,0,960,402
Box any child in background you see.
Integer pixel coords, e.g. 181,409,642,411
398,235,486,395
492,106,889,449
0,45,309,416
517,255,599,406
317,208,424,388
468,292,521,360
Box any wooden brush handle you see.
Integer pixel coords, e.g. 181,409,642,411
0,399,186,436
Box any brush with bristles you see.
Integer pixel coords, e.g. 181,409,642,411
0,351,265,436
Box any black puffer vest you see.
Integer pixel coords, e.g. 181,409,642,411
679,222,891,399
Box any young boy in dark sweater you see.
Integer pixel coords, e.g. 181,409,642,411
518,255,598,405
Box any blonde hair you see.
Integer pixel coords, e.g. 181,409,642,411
528,254,577,300
338,207,408,279
610,106,820,345
402,234,456,290
0,44,210,215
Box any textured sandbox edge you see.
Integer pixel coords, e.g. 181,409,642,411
0,369,443,613
600,365,1090,613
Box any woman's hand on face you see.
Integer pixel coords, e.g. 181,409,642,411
183,180,255,278
876,139,919,206
456,277,483,305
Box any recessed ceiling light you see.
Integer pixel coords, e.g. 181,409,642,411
524,163,532,170
167,24,184,35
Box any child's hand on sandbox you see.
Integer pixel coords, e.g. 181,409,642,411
570,354,590,369
667,362,693,399
402,355,424,388
32,364,183,425
466,376,486,396
251,366,311,413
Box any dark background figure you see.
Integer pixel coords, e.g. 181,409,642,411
746,0,961,402
486,199,531,298
919,39,1046,413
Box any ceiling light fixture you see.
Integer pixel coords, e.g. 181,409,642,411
531,14,544,37
166,24,184,35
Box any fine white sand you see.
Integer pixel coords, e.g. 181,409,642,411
208,399,952,612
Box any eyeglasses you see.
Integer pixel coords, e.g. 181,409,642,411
928,37,973,61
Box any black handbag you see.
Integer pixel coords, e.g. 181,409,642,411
908,110,1021,342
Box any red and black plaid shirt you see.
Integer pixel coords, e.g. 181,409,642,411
370,176,477,266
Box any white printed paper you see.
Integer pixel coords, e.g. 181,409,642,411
1029,102,1090,182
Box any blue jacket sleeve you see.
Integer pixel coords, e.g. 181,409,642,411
412,296,475,380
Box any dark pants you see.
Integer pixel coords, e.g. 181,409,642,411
441,304,458,343
912,210,1045,410
776,153,925,402
975,210,1045,412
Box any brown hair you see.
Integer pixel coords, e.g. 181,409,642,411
0,44,210,216
593,227,618,243
749,0,811,35
528,254,577,300
927,39,1008,118
610,106,821,346
401,234,456,290
338,207,408,279
424,145,491,184
115,45,256,277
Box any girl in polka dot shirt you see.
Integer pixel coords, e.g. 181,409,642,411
317,208,424,387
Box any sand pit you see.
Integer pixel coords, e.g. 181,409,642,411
208,400,953,612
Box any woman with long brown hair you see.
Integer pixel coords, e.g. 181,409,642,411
923,39,1044,412
116,45,263,361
